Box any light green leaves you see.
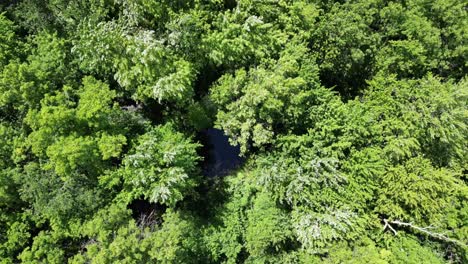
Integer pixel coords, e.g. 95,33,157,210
376,157,462,225
74,21,197,104
98,133,127,160
25,76,128,178
119,124,200,206
76,76,117,125
1,0,467,262
211,43,322,154
45,136,101,177
245,192,292,258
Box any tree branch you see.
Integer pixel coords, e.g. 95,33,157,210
383,219,397,235
383,219,467,247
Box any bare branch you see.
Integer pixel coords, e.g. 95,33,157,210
383,219,467,247
383,219,397,235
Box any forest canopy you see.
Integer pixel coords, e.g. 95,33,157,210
0,0,467,263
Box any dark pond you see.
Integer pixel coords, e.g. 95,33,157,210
128,129,243,222
198,128,244,177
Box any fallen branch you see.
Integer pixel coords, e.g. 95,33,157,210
383,219,397,235
383,219,467,247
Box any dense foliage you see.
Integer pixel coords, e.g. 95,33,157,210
0,0,467,263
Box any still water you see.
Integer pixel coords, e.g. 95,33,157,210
198,128,244,177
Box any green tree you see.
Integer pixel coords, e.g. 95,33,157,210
211,42,324,153
114,124,201,207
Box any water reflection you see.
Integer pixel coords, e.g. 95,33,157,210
198,128,244,177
